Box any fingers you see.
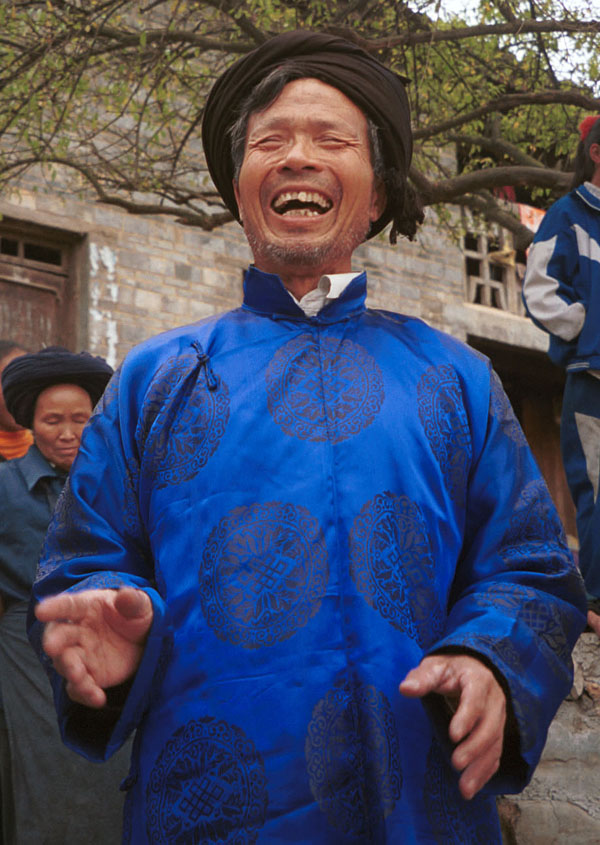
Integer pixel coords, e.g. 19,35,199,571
35,589,117,624
42,619,86,659
399,654,507,799
64,659,108,708
399,658,449,698
41,620,106,708
454,726,503,800
447,669,503,745
45,637,108,708
450,681,505,799
66,679,107,709
35,588,150,698
36,593,85,624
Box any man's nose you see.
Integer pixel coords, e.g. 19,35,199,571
278,137,320,171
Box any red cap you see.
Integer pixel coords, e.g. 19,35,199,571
579,115,600,141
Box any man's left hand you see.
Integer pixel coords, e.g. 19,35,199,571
399,654,506,800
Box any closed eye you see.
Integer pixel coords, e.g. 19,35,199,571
250,136,285,150
319,136,350,146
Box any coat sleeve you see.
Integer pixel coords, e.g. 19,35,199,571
522,203,585,341
27,364,174,762
425,365,587,793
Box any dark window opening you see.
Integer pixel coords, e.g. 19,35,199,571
0,238,18,257
23,242,62,266
466,257,481,276
490,263,504,283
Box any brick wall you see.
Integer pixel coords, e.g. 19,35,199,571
0,184,547,368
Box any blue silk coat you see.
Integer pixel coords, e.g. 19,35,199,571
30,269,587,844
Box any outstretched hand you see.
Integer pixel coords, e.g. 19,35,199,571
399,654,506,800
36,587,153,709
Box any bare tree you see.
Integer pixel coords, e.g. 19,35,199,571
1,0,598,247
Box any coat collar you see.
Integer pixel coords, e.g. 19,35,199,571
17,444,64,493
575,183,600,212
242,265,367,323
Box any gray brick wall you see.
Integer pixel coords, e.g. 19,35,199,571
0,186,547,367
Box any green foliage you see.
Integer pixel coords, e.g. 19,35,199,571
0,0,598,240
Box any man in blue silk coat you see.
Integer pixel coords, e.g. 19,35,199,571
30,31,587,844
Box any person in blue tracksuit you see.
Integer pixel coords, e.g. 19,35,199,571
523,115,600,632
28,31,586,843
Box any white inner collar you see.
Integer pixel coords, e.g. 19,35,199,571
292,272,361,317
584,181,600,200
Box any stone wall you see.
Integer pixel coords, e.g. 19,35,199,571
499,634,600,844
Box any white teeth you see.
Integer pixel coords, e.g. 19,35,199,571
273,190,331,211
281,207,321,217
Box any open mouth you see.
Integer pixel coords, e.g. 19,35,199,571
272,190,333,217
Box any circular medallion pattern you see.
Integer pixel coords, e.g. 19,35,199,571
305,679,402,838
265,334,384,443
138,352,230,488
349,492,443,647
199,501,329,649
146,717,268,844
417,365,471,501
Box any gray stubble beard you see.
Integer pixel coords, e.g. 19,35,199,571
244,217,371,271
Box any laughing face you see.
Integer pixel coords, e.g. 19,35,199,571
233,78,386,283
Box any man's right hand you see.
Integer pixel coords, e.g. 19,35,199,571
36,587,153,709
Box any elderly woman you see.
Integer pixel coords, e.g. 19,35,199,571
0,347,130,845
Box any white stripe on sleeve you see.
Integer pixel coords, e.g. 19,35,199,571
523,237,585,341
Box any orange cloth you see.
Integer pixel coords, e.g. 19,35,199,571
0,429,33,460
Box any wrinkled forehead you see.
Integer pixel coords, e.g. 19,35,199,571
246,77,370,137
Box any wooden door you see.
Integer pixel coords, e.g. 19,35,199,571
0,221,81,351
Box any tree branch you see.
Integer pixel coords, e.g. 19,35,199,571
410,163,569,204
445,133,545,168
414,90,600,141
347,18,600,50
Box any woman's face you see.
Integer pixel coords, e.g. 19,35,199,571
33,384,92,471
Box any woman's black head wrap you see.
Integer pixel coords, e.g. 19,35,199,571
2,346,114,429
202,30,421,242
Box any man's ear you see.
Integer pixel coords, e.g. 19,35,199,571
369,177,387,223
590,142,600,166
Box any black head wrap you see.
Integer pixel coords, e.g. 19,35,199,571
202,30,420,241
2,346,114,429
